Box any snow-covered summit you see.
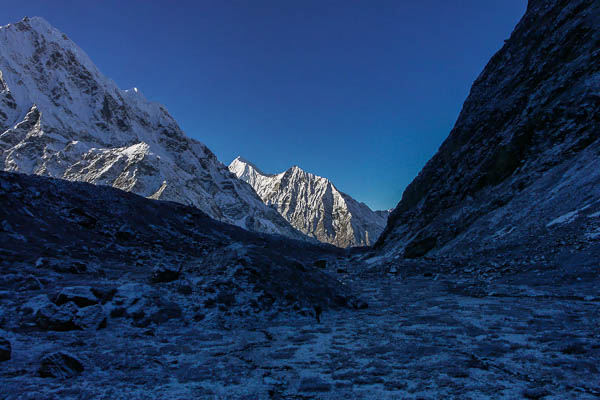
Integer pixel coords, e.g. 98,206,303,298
229,157,389,247
230,156,273,178
0,17,306,240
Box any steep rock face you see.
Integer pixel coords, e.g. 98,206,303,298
0,17,305,240
229,157,389,247
376,0,600,259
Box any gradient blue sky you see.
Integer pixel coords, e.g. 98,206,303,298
2,0,526,210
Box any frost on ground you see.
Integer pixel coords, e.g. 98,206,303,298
0,171,599,399
1,1,600,397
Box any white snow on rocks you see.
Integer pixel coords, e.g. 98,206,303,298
229,156,389,247
0,17,305,240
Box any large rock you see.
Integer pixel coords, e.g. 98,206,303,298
38,352,84,378
151,265,180,283
29,295,106,331
109,283,180,327
55,286,99,307
74,304,107,330
35,301,81,331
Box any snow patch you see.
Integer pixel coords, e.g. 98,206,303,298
546,204,591,227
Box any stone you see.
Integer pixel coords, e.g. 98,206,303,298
74,304,107,330
19,275,43,290
176,282,193,295
38,258,87,274
298,377,331,393
35,301,80,331
55,286,99,307
523,387,550,399
0,337,11,361
148,301,182,325
90,287,117,303
34,297,106,331
151,265,180,283
38,352,84,378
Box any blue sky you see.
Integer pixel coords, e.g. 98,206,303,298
2,0,526,210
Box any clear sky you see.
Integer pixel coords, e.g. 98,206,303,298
2,0,526,210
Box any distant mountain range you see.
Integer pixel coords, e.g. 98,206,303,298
0,17,306,241
229,157,389,247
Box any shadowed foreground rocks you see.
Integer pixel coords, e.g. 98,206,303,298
0,171,598,399
38,352,84,379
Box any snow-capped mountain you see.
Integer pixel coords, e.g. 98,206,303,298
376,0,600,261
229,156,389,247
0,17,306,240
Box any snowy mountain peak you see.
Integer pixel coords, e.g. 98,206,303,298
6,16,53,33
0,17,307,240
229,156,389,247
2,16,101,80
230,156,271,177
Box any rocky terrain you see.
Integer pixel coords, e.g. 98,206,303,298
0,171,365,396
1,0,599,398
0,17,305,240
376,0,600,262
1,170,598,399
230,157,389,247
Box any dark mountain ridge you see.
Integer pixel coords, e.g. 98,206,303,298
376,0,600,262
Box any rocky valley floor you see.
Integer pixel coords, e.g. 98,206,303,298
1,267,599,399
0,172,599,399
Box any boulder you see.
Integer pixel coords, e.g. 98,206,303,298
36,258,87,274
22,294,53,315
148,301,182,325
111,283,153,317
74,304,107,330
55,286,99,307
151,265,180,283
90,287,117,303
34,298,106,331
35,301,80,331
109,283,179,326
38,352,84,378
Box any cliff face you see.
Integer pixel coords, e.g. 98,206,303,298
377,0,600,260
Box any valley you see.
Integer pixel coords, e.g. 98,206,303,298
0,0,599,398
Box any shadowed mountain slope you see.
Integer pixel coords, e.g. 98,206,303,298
376,0,600,262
